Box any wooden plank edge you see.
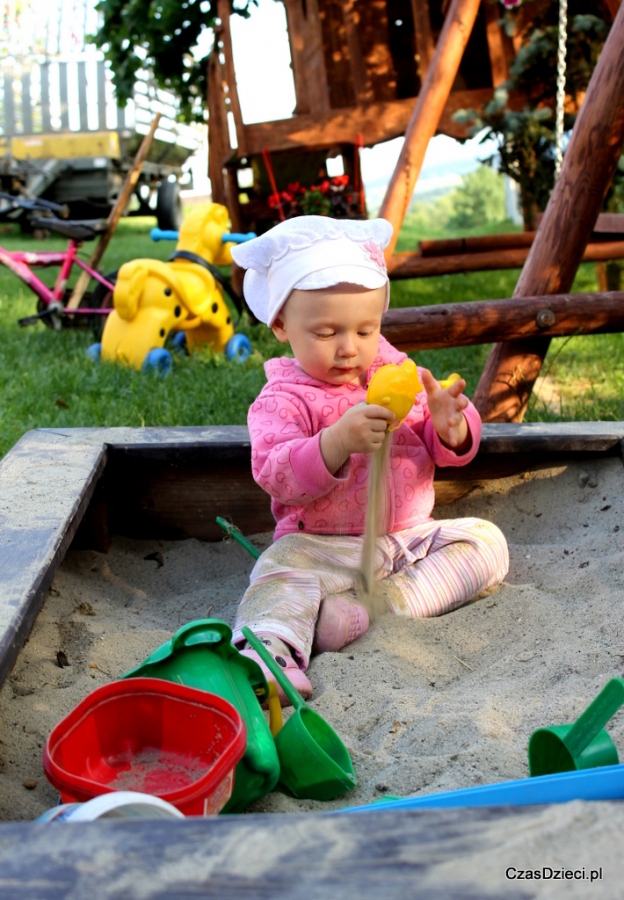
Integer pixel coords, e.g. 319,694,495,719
0,804,573,896
36,423,624,454
0,438,107,688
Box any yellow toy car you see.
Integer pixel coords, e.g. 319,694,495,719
90,203,253,373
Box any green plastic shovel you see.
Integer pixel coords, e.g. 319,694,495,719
528,678,624,777
242,627,357,801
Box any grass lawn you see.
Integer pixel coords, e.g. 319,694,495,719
1,215,623,461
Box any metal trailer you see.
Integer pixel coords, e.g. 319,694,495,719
0,57,203,230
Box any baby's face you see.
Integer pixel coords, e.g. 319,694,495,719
271,283,386,385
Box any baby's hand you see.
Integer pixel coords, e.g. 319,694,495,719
420,368,470,450
320,403,394,474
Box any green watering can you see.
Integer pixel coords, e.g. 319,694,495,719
123,619,281,813
242,627,357,801
529,678,624,777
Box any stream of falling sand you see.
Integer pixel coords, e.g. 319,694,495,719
358,430,392,620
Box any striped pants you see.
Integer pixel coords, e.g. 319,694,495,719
233,518,509,668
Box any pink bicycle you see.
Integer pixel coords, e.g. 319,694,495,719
0,192,115,335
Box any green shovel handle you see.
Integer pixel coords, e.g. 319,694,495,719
242,626,305,710
216,517,261,561
564,678,624,759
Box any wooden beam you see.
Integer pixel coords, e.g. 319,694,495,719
282,0,311,115
419,232,536,257
224,167,243,233
411,0,435,80
216,0,247,156
473,2,624,422
536,211,624,234
381,290,624,351
301,0,331,115
207,51,231,207
419,216,624,257
342,0,374,103
483,0,510,87
604,0,623,21
4,802,624,894
388,240,624,278
379,0,483,258
241,88,497,156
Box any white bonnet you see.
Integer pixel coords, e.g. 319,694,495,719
230,215,393,326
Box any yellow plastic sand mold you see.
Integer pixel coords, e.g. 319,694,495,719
438,373,462,390
366,359,423,431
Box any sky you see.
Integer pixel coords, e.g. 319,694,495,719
187,0,499,206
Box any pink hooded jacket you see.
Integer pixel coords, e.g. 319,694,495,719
248,336,481,540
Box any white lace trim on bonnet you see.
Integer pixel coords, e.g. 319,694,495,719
230,215,393,325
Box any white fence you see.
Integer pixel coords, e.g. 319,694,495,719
0,57,202,153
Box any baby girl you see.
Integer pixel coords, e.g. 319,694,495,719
230,216,508,704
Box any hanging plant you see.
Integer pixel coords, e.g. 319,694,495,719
268,176,361,221
454,9,612,229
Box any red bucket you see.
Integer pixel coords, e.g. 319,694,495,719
43,678,246,816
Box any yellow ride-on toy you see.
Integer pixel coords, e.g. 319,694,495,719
90,203,254,373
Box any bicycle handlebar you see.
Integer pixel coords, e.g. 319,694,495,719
150,227,257,243
0,191,68,217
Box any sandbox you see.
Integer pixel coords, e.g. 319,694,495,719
1,424,624,896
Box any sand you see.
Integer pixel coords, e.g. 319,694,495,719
1,456,624,825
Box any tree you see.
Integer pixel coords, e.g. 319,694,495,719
454,4,612,229
448,165,506,230
92,0,256,122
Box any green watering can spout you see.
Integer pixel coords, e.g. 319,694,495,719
242,627,357,800
529,678,624,777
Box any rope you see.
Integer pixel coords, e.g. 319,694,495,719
554,0,568,177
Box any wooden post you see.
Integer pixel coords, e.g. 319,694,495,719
342,0,373,104
282,0,311,115
66,113,161,310
604,0,622,21
483,1,510,88
473,2,624,422
216,0,247,157
207,51,231,208
379,0,482,258
410,0,435,81
290,0,330,116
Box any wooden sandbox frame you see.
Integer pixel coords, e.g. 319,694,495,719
0,422,623,894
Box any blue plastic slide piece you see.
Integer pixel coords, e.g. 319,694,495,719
341,764,624,813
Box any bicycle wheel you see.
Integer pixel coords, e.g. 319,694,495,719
89,270,118,341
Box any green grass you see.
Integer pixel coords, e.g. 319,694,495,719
1,215,623,460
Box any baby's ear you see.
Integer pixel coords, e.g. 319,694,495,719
271,316,288,343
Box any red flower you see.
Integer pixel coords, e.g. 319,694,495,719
281,191,293,202
331,175,350,187
287,182,303,194
318,180,331,194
